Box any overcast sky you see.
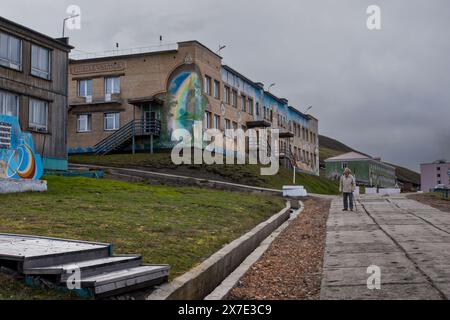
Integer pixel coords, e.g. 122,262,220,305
3,0,450,171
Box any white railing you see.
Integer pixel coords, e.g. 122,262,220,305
70,42,179,60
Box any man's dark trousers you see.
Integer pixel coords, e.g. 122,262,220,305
343,192,354,211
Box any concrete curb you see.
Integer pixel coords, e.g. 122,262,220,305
146,202,292,300
70,164,282,195
205,201,305,300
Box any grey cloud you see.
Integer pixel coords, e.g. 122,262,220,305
2,0,449,171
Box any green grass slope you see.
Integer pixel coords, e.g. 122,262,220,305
70,153,339,195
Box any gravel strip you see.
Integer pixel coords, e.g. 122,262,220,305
227,197,331,300
408,194,450,213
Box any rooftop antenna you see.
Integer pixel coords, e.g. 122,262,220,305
115,42,119,55
217,44,226,55
62,13,80,37
304,106,313,114
268,83,276,92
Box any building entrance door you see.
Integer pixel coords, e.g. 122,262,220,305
144,111,155,133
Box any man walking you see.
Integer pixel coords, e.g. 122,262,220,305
339,168,356,211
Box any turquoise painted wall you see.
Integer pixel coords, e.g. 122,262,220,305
43,157,68,171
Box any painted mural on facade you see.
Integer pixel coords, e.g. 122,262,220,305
161,64,208,148
0,115,44,180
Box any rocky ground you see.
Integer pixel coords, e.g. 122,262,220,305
227,197,332,300
408,193,450,213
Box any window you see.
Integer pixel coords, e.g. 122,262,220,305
248,98,254,115
104,112,120,131
214,80,220,99
204,75,211,95
232,121,238,130
231,90,237,108
105,77,120,94
77,114,91,132
29,99,48,131
31,45,51,79
214,114,220,129
241,95,246,112
0,90,19,116
225,119,231,130
204,111,212,129
0,32,22,70
224,86,231,104
78,79,92,97
256,102,260,116
437,167,441,171
437,174,441,178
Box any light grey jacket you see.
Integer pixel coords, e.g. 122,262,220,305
339,174,356,193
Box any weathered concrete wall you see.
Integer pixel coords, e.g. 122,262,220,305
147,202,291,300
0,179,47,194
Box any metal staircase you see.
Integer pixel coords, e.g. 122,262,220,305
94,119,161,155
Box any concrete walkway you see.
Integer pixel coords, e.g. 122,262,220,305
320,195,450,300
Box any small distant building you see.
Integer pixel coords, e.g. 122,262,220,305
325,152,397,188
420,160,450,192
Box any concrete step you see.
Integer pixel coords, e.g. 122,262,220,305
81,265,170,297
24,255,142,281
0,233,111,271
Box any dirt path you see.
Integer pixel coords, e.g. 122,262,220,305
228,198,331,300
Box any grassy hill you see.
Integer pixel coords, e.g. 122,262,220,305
319,135,420,187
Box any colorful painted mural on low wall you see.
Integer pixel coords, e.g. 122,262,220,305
0,115,44,180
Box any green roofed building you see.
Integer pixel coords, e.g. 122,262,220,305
325,152,397,188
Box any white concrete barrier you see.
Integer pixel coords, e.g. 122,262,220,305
282,185,308,197
365,188,378,194
0,179,47,194
379,188,401,195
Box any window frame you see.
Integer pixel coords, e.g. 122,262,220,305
77,114,92,133
28,98,49,131
241,95,246,112
105,77,121,95
78,79,93,97
213,80,220,99
248,98,254,115
214,114,220,130
204,75,212,95
0,89,19,117
204,111,212,129
231,89,238,108
31,44,51,80
104,112,120,131
224,86,231,104
0,32,22,71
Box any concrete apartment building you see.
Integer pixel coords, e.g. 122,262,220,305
421,160,450,191
325,152,397,188
68,41,319,174
0,16,72,170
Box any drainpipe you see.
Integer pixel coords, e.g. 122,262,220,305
132,105,136,154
